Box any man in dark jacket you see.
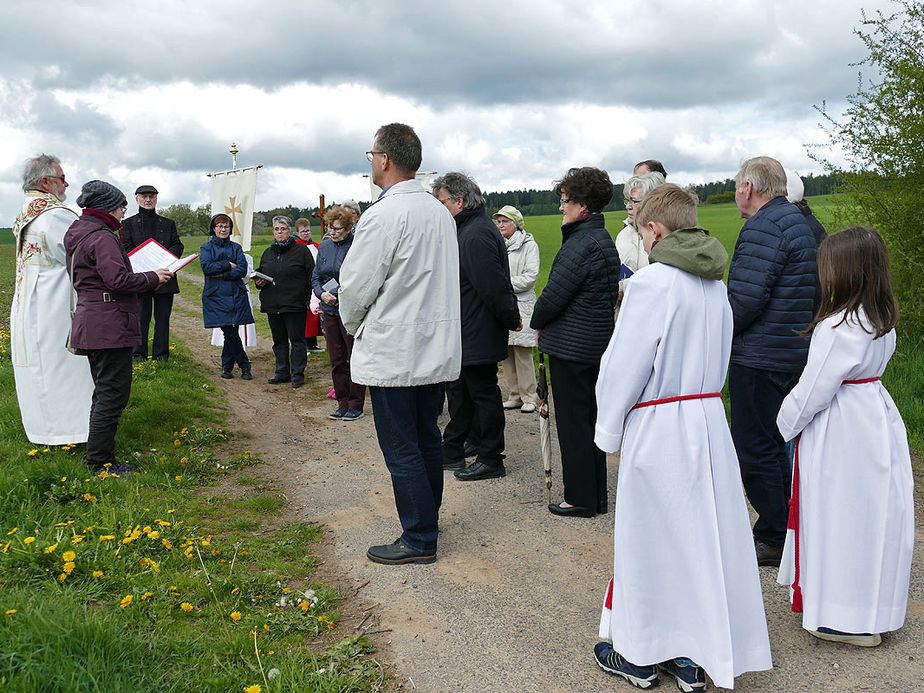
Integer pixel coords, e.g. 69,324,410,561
728,156,818,568
433,172,520,481
122,184,183,362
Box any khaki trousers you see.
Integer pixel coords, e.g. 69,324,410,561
501,345,537,405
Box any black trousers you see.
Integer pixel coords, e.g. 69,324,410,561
267,311,308,382
729,363,797,547
85,347,134,469
220,325,250,371
134,293,174,360
443,363,505,464
549,355,607,512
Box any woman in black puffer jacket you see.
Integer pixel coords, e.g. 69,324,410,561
531,167,621,518
254,215,315,388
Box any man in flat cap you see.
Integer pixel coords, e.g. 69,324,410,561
122,184,183,362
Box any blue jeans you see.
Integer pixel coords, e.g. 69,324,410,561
729,364,797,547
369,384,444,553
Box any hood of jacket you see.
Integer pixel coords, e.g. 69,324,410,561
648,226,727,280
209,213,234,236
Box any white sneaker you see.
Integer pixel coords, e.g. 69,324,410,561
520,402,537,413
503,399,522,409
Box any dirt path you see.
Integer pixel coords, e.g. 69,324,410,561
171,285,924,692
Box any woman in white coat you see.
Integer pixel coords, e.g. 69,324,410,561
493,205,540,413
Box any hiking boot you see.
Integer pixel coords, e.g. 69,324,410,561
755,540,783,567
220,369,233,379
810,627,881,647
240,367,253,381
658,657,706,691
593,642,659,689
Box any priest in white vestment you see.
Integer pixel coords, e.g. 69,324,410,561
10,154,94,445
593,185,771,690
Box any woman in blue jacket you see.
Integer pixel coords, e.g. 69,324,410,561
200,214,254,379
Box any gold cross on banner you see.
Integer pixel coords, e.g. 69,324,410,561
224,196,244,241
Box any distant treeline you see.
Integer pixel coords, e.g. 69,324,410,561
158,173,842,235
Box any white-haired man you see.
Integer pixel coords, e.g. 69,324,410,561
11,153,94,444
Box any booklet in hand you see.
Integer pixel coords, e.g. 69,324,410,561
322,278,340,293
252,271,274,285
128,238,198,274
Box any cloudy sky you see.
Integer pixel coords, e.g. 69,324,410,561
0,0,889,220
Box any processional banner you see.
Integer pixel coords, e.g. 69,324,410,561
210,168,258,252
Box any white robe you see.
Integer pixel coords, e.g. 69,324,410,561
776,311,913,634
11,194,94,445
595,262,771,690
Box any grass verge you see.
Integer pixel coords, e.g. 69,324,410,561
0,329,382,692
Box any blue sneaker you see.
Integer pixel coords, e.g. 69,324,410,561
593,642,659,689
341,409,364,421
329,407,348,420
657,657,706,691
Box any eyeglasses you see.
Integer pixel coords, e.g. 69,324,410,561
45,175,67,183
560,197,572,205
365,151,385,162
213,224,230,229
624,198,642,207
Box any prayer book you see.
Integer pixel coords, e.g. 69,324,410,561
128,238,198,273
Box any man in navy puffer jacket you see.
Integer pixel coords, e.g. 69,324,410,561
727,156,817,568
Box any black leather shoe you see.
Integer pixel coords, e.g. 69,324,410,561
755,540,783,567
292,380,304,389
220,369,233,379
454,460,506,481
548,502,595,518
240,369,253,381
442,457,465,470
367,539,436,565
267,376,291,384
463,440,478,458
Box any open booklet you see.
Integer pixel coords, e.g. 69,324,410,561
127,238,199,274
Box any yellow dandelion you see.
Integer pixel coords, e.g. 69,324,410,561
2,542,9,553
161,539,173,549
99,535,115,542
268,650,274,655
230,611,242,621
97,470,110,479
84,525,95,532
92,570,104,578
5,610,16,616
62,562,75,573
72,534,85,543
82,493,97,502
140,592,154,601
54,520,74,527
318,615,328,623
156,520,171,527
167,509,176,514
62,551,76,562
119,595,133,608
174,476,182,481
27,449,38,456
173,440,181,446
42,448,49,452
327,621,334,630
148,530,160,540
200,536,211,547
121,537,134,545
6,528,17,535
231,587,239,595
180,602,194,612
168,585,177,592
43,543,57,554
300,601,309,613
282,587,291,594
23,536,35,545
142,526,152,534
58,573,68,582
244,685,262,693
263,624,269,632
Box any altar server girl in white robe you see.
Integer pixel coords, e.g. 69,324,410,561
593,184,771,691
776,226,913,648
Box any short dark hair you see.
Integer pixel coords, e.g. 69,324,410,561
634,159,667,177
375,123,422,174
806,226,899,338
553,167,614,213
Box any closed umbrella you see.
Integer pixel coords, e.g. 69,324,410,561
537,351,553,503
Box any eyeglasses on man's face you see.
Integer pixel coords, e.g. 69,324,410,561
365,151,386,163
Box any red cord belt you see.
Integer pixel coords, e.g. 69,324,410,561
788,376,880,613
632,392,722,410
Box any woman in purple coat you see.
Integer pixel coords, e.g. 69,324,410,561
64,180,172,474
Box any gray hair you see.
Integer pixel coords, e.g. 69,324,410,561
22,153,61,192
623,171,666,201
735,156,787,197
431,171,484,210
271,215,293,229
341,199,361,215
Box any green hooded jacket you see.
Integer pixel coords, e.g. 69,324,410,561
647,226,728,280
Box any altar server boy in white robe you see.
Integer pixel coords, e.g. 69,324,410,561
776,226,913,647
593,184,772,691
